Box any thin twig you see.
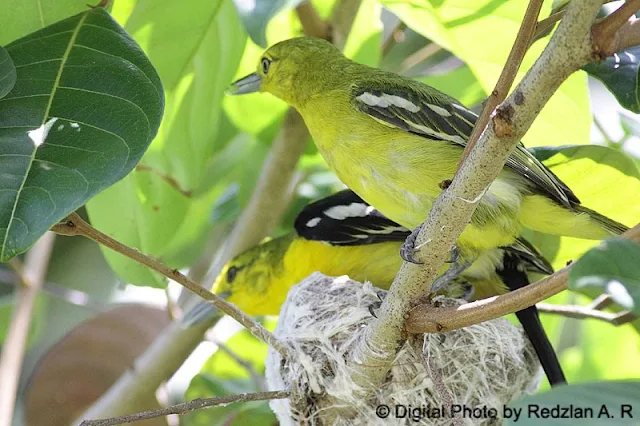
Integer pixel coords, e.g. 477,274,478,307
532,9,566,43
52,213,292,359
593,115,616,146
405,224,640,333
0,233,56,426
588,294,613,310
537,303,635,325
456,0,544,171
80,390,290,426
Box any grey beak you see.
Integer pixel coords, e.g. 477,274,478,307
227,72,262,95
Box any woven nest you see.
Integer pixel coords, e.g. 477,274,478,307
266,273,542,425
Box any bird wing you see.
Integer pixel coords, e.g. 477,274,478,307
503,237,554,277
294,189,411,246
351,80,579,208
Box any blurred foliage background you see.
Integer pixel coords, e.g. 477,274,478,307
1,0,640,425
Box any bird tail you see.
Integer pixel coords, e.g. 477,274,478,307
573,204,628,237
515,306,567,386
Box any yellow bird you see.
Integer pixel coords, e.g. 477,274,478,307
228,37,627,267
206,190,565,385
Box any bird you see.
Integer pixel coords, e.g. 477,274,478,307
200,189,566,386
227,36,627,272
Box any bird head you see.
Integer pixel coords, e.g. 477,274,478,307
212,235,293,316
227,36,344,107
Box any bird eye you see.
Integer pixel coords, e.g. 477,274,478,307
261,57,271,74
227,266,239,283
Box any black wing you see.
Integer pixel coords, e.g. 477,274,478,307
351,78,579,208
294,189,410,246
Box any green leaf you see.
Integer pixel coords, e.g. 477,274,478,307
382,0,591,148
0,0,90,46
86,0,246,287
0,8,163,261
232,0,303,47
506,381,640,425
584,47,640,113
0,46,16,99
569,239,640,315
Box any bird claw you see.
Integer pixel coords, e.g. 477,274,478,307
445,245,459,264
368,291,387,318
400,224,424,264
400,226,459,265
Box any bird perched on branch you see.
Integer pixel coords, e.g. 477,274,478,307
228,36,627,273
200,190,565,386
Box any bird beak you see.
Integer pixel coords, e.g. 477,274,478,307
227,72,262,95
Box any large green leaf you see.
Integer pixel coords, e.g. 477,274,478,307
569,239,640,316
506,381,640,425
584,46,640,113
0,8,163,261
86,0,246,287
382,0,591,148
0,46,16,98
0,0,89,45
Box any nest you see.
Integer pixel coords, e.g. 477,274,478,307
266,273,542,425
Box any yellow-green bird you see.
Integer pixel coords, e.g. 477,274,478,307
202,189,565,385
228,37,627,266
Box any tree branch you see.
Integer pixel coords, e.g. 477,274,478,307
348,0,605,391
0,233,56,426
405,223,640,333
536,302,635,325
296,1,330,40
593,0,640,57
52,213,291,357
79,390,290,426
457,0,543,169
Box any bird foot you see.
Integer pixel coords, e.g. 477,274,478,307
400,224,424,264
400,224,459,266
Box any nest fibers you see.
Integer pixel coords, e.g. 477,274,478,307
266,273,542,426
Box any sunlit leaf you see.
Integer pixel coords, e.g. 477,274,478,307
0,0,89,45
0,46,16,98
87,0,246,286
381,0,591,148
0,8,163,261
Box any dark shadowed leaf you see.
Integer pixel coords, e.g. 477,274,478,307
506,381,640,425
584,46,640,113
0,8,163,261
0,46,16,98
232,0,304,47
569,239,640,316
